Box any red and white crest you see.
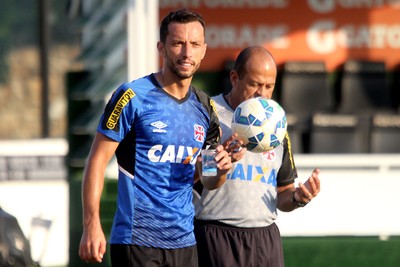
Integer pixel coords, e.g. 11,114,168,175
194,124,205,142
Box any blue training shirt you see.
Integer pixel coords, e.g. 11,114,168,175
97,73,220,249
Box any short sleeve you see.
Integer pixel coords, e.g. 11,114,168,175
276,132,298,186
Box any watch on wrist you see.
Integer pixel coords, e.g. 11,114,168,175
291,190,308,207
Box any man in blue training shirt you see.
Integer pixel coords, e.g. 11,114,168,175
78,9,234,267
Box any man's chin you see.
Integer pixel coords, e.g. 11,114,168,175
176,71,194,80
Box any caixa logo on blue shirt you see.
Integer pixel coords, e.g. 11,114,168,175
147,144,201,165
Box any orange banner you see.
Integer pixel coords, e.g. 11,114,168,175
160,1,400,71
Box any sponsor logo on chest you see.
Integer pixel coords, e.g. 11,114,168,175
148,145,200,164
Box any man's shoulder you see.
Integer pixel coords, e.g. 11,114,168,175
211,94,228,110
211,94,224,102
191,85,209,97
190,85,212,106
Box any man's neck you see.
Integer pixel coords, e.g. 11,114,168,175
155,71,192,100
224,92,239,110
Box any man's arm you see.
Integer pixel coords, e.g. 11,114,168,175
78,133,119,263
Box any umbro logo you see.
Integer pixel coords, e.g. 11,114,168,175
151,121,167,133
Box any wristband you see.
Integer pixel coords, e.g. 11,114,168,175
291,190,308,207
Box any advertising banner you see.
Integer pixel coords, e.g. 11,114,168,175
160,0,400,71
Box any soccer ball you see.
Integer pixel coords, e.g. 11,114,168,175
231,97,287,153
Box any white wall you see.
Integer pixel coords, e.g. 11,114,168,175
0,139,69,267
0,180,69,266
276,154,400,238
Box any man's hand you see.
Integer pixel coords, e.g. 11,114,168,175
295,168,321,204
223,133,247,163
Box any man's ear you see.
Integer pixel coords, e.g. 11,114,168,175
157,41,164,56
230,69,238,86
201,43,207,60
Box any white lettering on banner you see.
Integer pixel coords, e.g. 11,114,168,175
307,20,400,54
307,20,337,54
206,24,289,48
159,0,288,8
308,0,400,14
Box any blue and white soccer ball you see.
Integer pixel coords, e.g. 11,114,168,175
231,97,287,153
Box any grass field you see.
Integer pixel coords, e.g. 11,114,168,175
283,236,400,267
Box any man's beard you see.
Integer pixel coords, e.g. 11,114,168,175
164,49,200,79
169,62,198,79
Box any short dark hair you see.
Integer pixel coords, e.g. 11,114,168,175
159,9,205,44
